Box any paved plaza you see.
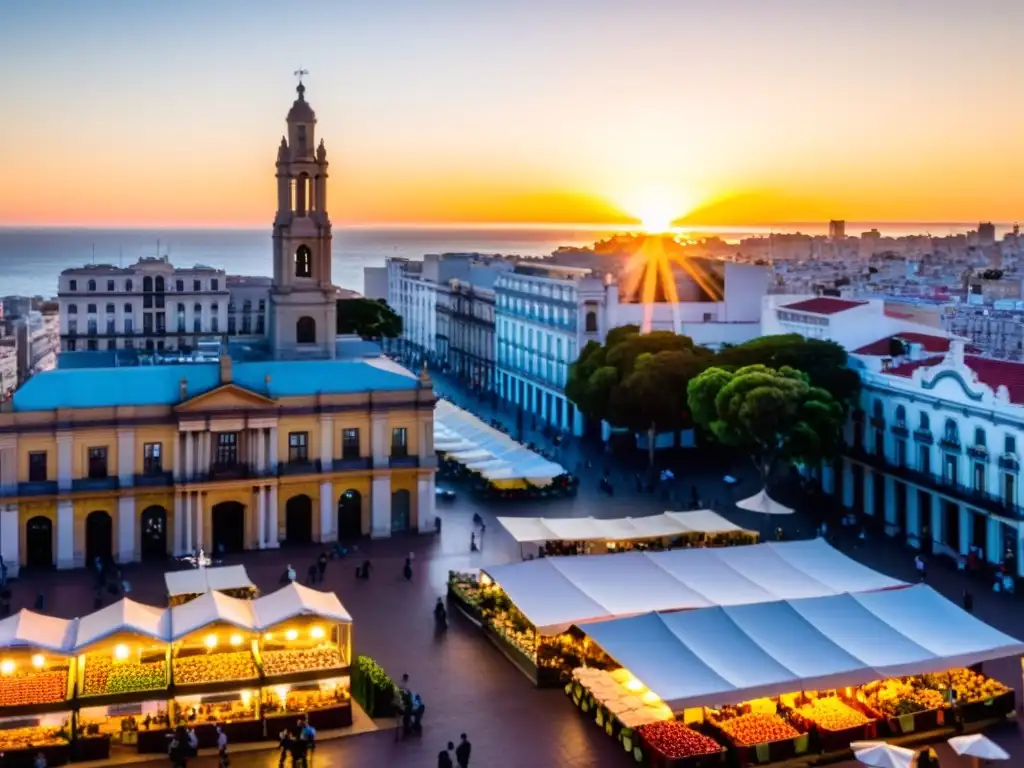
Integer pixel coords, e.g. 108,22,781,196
6,376,1024,766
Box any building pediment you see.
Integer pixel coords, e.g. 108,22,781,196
175,383,277,412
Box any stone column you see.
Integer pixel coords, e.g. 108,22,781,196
417,474,435,533
195,492,205,552
57,432,74,492
319,481,334,543
883,475,896,527
57,499,74,569
184,491,193,553
117,495,136,563
371,474,392,538
117,428,135,488
171,433,181,482
320,415,334,468
173,492,185,555
930,496,942,549
257,486,266,548
0,504,20,578
268,427,279,473
0,437,15,495
201,432,211,476
906,486,920,550
842,459,854,508
958,506,971,556
986,516,1001,565
417,413,433,462
185,433,195,482
266,485,279,547
371,415,388,468
257,428,267,474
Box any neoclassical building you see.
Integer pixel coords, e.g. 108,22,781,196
0,80,437,576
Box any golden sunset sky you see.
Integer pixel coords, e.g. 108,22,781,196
2,0,1023,228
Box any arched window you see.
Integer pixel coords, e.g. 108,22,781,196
296,316,316,344
974,427,986,447
585,311,598,333
87,279,96,291
155,276,165,292
67,304,78,314
295,172,310,216
125,279,133,292
295,245,312,278
123,303,132,313
105,303,115,314
872,399,884,419
193,302,201,314
944,418,959,443
895,405,906,424
919,412,930,431
242,300,252,313
142,276,153,292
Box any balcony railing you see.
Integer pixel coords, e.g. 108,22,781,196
206,463,252,480
847,446,1024,520
278,459,322,477
72,476,120,492
133,471,173,487
999,453,1020,472
389,455,420,469
332,457,372,471
939,437,962,453
967,445,989,461
913,429,934,444
17,480,58,497
891,422,909,438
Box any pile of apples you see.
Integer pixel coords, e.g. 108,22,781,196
83,657,166,695
718,713,800,746
862,680,944,717
944,668,1009,703
0,669,68,707
637,721,723,759
795,698,870,731
173,652,257,685
262,647,344,677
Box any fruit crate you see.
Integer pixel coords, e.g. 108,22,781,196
639,729,727,768
788,699,881,754
881,704,947,736
708,719,810,768
956,689,1015,724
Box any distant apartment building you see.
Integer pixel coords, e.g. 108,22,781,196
829,220,846,241
58,257,270,352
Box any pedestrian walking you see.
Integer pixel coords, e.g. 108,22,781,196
403,556,413,581
317,551,328,583
215,725,228,767
34,591,45,611
962,589,973,613
277,728,291,768
914,554,926,582
306,563,317,585
438,741,454,768
456,733,472,767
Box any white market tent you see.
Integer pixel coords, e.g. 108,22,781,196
251,582,352,630
73,598,171,650
434,399,567,483
498,510,750,545
170,591,256,641
164,565,255,598
483,538,904,634
736,489,794,516
581,585,1024,712
0,610,77,654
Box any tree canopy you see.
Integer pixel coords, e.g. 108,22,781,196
336,298,403,339
687,363,846,480
565,325,712,434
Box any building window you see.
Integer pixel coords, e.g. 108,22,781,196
143,276,153,292
67,339,77,351
1006,435,1017,455
69,279,77,291
176,279,184,292
87,447,108,479
1004,473,1016,506
106,339,116,350
125,279,133,292
106,318,115,334
28,452,47,483
87,303,97,314
296,316,316,344
943,418,960,446
155,276,165,292
256,315,265,334
288,432,309,463
193,279,201,291
241,315,252,334
211,317,219,333
87,279,96,291
123,303,132,313
228,317,236,335
391,427,408,458
216,433,238,466
919,445,931,475
295,245,313,278
342,428,360,459
143,294,153,309
919,412,930,431
124,317,133,334
67,304,77,314
143,443,162,474
974,427,986,448
155,294,165,309
211,279,219,291
106,280,115,291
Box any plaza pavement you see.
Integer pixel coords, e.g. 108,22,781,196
7,374,1024,766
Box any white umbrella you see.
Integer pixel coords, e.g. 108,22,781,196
948,733,1010,761
736,489,794,515
853,742,915,768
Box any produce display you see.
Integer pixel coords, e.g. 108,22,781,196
716,713,800,746
82,657,166,696
922,667,1010,703
636,721,723,759
264,685,350,715
173,698,256,726
794,697,870,731
0,667,68,707
861,679,945,717
261,647,345,678
0,725,68,751
172,651,257,685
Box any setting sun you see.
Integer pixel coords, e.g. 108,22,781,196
615,184,699,234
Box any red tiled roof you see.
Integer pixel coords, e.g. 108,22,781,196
854,332,957,356
886,354,1024,404
781,297,868,315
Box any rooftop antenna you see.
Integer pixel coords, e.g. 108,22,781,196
91,243,95,263
157,238,161,257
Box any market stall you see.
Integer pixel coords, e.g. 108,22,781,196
251,583,354,732
164,565,258,607
576,585,1021,765
498,511,758,558
0,712,73,767
0,611,76,715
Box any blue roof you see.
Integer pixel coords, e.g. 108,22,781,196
12,359,419,412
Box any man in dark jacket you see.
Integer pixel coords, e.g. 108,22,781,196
455,733,471,767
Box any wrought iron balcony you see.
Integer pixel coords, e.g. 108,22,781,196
939,437,962,453
913,429,934,444
999,453,1020,472
206,463,252,480
389,455,420,469
72,476,120,492
891,422,909,438
16,480,58,497
133,471,173,488
278,459,322,477
332,457,372,471
967,444,989,461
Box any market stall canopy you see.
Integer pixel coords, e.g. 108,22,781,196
483,539,905,634
164,565,255,598
251,583,353,630
0,610,76,654
170,591,256,640
434,399,567,482
73,598,170,650
581,585,1024,712
736,489,794,515
497,510,750,544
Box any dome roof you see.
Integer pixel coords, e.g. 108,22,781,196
287,82,315,122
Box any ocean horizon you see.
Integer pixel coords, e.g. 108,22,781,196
0,221,1009,299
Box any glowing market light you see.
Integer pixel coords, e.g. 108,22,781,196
0,660,14,675
285,629,298,641
31,654,45,669
114,644,130,660
205,634,218,649
230,634,243,647
310,626,325,640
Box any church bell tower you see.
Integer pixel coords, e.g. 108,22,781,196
270,72,337,359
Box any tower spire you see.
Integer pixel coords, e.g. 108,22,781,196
293,68,309,99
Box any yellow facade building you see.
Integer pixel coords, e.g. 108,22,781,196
0,80,438,576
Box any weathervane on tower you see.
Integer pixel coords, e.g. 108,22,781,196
293,68,309,98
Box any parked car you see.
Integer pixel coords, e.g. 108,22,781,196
435,487,456,501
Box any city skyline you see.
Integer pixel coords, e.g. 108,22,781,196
2,0,1024,228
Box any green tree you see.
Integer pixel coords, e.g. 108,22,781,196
687,364,845,485
336,298,403,339
708,334,860,407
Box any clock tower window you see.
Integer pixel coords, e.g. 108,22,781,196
295,245,312,278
